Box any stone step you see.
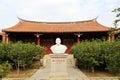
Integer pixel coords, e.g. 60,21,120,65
30,67,89,80
30,54,89,80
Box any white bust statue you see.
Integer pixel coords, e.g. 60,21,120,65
50,38,67,54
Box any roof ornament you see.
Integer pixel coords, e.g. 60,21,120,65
34,33,43,37
93,16,99,21
74,33,83,37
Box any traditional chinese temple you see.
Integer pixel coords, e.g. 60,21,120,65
2,18,110,53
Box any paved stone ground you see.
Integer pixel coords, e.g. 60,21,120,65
30,54,89,80
30,67,89,80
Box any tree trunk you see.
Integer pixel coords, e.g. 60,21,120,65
91,66,95,73
17,61,20,76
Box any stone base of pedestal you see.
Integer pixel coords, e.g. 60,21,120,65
49,54,69,80
30,54,90,80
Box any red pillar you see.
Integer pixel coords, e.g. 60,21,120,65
6,34,9,43
111,34,115,41
77,37,80,43
76,33,82,43
35,33,42,46
37,37,40,45
2,32,6,43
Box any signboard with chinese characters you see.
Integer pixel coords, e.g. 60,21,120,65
49,54,68,79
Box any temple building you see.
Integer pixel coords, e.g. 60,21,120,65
2,18,110,53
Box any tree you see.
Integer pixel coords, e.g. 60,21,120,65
0,43,12,76
70,40,102,73
8,42,45,75
112,8,120,26
0,61,12,76
71,40,120,74
0,42,45,76
105,41,120,74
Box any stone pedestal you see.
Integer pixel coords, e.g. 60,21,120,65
49,54,69,80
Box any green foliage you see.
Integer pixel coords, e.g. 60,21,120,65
0,43,12,62
8,42,45,69
0,61,12,76
0,42,45,75
70,40,120,74
116,35,120,41
71,40,102,72
112,7,120,27
105,41,120,74
106,52,120,74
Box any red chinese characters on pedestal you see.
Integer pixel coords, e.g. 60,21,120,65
52,59,65,64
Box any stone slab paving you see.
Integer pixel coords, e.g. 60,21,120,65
30,67,50,80
30,67,89,80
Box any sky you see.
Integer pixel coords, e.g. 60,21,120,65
0,0,120,31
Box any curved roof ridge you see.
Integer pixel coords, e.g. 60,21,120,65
95,19,109,28
2,16,109,33
18,17,98,24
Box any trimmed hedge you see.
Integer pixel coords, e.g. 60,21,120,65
0,61,12,76
0,42,45,76
70,40,120,74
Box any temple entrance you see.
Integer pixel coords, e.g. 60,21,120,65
40,33,77,54
7,32,108,54
41,33,76,47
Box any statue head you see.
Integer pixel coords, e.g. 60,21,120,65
50,37,67,53
55,38,61,45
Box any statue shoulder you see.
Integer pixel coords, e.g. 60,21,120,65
61,44,67,49
50,45,56,49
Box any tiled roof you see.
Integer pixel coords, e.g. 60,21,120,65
2,18,110,33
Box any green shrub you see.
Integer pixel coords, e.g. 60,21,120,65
105,41,120,74
0,61,12,76
71,40,102,73
9,42,45,70
70,40,120,74
0,43,13,62
0,42,45,75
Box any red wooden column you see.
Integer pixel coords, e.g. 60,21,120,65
2,32,6,43
77,35,80,43
2,33,9,43
111,34,115,41
37,36,40,45
35,33,42,45
75,33,82,43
